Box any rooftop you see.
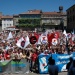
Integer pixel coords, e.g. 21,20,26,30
2,15,13,19
20,10,42,14
20,9,66,15
42,12,66,15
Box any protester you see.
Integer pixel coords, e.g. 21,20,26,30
68,59,75,75
66,57,73,71
21,49,26,59
48,59,58,75
5,49,11,60
26,50,33,63
30,50,38,72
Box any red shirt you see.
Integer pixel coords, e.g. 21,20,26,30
5,54,10,60
31,53,37,62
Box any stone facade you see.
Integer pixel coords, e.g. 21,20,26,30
41,12,67,29
67,4,75,31
13,15,19,26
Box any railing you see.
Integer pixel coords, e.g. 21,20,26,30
0,59,29,74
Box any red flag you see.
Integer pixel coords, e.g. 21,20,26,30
34,32,39,42
47,33,55,47
54,32,59,39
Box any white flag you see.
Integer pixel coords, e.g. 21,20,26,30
16,36,30,49
63,30,67,37
24,36,30,48
7,32,13,40
16,37,24,48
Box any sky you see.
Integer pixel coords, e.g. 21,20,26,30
0,0,75,15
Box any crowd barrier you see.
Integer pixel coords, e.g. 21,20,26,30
0,59,29,74
0,60,11,73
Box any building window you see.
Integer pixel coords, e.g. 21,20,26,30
70,16,72,22
67,11,69,15
70,10,71,14
73,8,74,12
73,15,74,21
68,18,69,23
50,15,53,17
3,19,6,21
10,24,11,26
41,15,44,17
74,15,75,21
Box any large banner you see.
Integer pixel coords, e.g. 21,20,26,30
38,53,74,74
52,54,73,72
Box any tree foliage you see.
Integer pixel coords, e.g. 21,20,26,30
18,18,41,27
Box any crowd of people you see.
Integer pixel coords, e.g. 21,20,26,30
0,29,75,75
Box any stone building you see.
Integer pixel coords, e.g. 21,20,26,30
18,7,67,30
13,6,67,30
66,4,75,31
41,6,67,30
19,10,42,26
